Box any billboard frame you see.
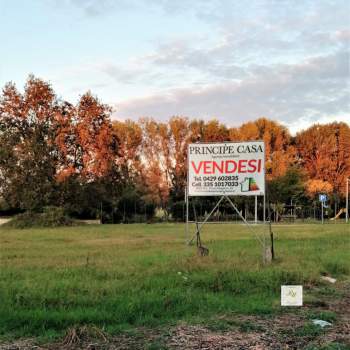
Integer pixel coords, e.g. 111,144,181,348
185,140,268,262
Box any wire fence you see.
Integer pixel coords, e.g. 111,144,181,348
99,199,349,225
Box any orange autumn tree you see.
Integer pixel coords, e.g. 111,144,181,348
54,101,77,182
112,119,143,182
186,119,229,143
54,93,116,217
167,117,195,200
2,75,349,218
0,76,65,210
139,117,230,205
229,118,295,180
73,93,114,180
0,76,117,213
305,179,333,199
140,116,208,206
50,92,115,183
296,122,350,198
139,118,170,208
201,119,229,142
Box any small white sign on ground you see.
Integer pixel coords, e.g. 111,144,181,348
281,285,303,306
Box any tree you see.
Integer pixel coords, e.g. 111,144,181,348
1,75,349,222
112,119,143,181
268,167,306,221
305,179,333,199
53,92,117,216
0,77,116,214
229,118,295,179
167,117,193,201
139,117,229,208
202,119,229,142
0,76,61,211
139,118,170,209
73,93,114,179
296,122,350,198
268,167,305,204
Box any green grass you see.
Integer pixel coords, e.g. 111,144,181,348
0,222,349,340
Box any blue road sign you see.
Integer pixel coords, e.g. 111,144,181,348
319,194,327,202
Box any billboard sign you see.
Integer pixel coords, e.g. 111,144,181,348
187,141,265,196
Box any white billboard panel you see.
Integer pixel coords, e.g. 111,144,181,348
187,141,265,196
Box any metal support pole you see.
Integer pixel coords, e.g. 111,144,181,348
188,196,225,244
321,201,324,225
225,196,265,246
192,201,201,247
254,195,258,224
267,197,274,261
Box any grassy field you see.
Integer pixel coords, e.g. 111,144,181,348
0,223,349,347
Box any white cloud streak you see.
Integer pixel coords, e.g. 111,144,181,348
114,50,349,128
50,0,350,131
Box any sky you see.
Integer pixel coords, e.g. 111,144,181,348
0,0,349,134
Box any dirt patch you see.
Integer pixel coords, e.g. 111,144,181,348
1,312,348,350
0,218,11,226
167,324,270,349
308,282,350,347
1,283,349,349
166,311,349,350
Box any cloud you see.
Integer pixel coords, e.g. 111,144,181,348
47,0,349,133
145,37,248,80
113,50,350,130
97,63,151,84
50,0,134,16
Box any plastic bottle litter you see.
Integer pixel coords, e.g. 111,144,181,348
312,319,332,328
321,276,337,283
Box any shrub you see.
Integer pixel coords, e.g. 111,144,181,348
4,207,74,229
